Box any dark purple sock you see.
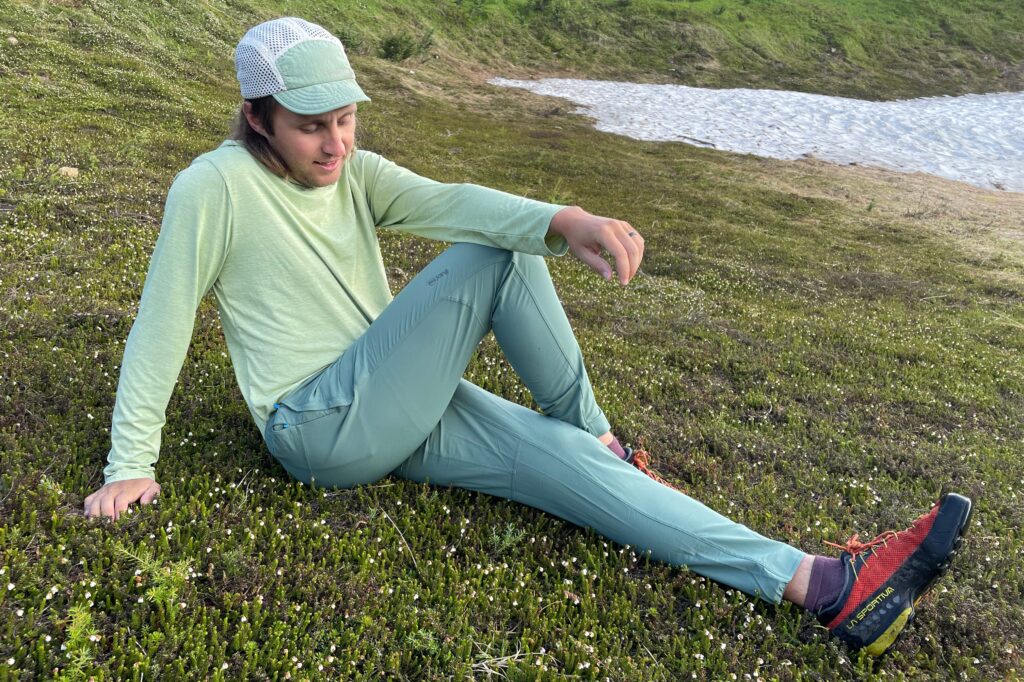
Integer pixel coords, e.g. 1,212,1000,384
606,437,628,460
805,556,845,614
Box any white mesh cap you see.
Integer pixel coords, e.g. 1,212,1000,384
235,17,369,114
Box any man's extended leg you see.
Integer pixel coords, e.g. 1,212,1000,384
395,382,972,658
395,380,808,602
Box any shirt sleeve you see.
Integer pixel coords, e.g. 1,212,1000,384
357,151,569,256
103,160,231,483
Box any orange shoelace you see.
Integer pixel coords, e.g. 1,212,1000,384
822,501,938,582
825,530,902,556
824,529,904,581
631,448,685,493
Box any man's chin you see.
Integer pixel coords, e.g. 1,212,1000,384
315,160,345,183
309,177,340,188
297,167,343,188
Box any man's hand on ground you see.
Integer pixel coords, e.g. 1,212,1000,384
84,478,161,520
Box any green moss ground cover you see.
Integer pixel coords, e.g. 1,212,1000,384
1,0,1022,679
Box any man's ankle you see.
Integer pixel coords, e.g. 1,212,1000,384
604,435,627,460
804,556,845,614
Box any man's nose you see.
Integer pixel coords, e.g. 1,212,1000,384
323,127,346,156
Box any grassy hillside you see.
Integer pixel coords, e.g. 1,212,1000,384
2,0,1023,680
3,0,1024,102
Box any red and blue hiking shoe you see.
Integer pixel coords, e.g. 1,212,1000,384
815,492,973,657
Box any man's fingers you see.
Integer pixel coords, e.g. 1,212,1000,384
114,498,130,518
554,209,643,284
602,227,633,285
628,227,645,278
577,249,613,281
99,496,117,520
140,482,161,505
617,222,644,282
595,220,642,284
85,479,159,520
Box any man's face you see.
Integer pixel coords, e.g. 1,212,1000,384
250,103,358,188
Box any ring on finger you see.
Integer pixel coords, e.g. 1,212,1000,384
628,231,638,237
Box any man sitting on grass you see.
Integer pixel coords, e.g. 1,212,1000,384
84,17,971,657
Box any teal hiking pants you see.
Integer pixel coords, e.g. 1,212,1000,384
264,243,805,602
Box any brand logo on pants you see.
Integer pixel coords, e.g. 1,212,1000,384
428,268,450,286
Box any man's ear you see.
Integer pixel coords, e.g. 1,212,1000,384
243,101,270,138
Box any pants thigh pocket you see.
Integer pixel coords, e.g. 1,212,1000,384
266,402,345,462
286,404,358,472
265,406,302,465
279,405,347,428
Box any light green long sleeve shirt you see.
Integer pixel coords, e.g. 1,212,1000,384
104,141,567,483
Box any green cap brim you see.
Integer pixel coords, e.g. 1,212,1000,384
273,80,370,115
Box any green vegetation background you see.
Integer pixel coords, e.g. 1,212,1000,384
2,0,1022,679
